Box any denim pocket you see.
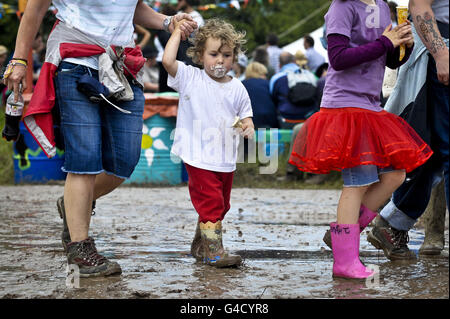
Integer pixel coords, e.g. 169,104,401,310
57,62,85,75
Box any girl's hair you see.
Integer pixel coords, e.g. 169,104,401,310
187,18,247,65
245,62,268,79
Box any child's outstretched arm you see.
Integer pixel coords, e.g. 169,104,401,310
162,19,186,78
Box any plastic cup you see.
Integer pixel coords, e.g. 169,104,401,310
397,6,409,61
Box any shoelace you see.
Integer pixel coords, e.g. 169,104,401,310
391,228,410,249
78,238,107,266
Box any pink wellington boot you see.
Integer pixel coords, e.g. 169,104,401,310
357,204,378,231
330,222,375,279
323,204,378,248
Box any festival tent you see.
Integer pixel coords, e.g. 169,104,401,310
281,26,329,63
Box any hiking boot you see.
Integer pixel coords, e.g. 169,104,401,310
190,221,202,259
367,216,416,260
57,196,71,252
57,196,96,252
199,220,242,268
66,237,122,278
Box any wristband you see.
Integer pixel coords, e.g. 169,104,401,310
11,58,28,64
10,60,27,67
2,60,27,80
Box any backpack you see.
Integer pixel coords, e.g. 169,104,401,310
286,69,318,106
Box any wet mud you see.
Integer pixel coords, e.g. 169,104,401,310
0,185,448,299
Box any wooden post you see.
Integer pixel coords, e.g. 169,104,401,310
18,0,33,94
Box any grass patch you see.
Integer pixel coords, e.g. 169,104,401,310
0,109,14,184
233,144,342,189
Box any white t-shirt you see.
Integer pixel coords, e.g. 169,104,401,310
53,0,138,69
168,61,253,172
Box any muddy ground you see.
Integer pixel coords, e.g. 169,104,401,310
0,185,448,299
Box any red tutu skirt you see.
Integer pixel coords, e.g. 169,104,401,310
289,107,433,174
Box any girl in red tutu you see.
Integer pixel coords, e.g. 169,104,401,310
289,0,433,279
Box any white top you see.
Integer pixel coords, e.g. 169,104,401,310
168,61,253,172
53,0,138,69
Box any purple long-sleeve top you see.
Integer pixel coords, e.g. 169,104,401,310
327,34,413,71
320,0,412,111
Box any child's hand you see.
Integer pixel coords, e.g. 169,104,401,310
403,21,415,48
170,14,198,41
239,118,255,139
172,18,187,34
382,22,413,48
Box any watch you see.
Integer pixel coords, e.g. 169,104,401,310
163,16,173,33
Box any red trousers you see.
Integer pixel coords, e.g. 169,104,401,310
185,164,234,223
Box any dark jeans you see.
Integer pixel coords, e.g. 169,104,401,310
392,55,449,220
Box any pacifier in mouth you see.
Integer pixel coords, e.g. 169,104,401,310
210,65,227,78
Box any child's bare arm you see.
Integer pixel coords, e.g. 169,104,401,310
162,19,186,78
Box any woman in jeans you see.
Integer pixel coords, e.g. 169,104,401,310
3,0,196,277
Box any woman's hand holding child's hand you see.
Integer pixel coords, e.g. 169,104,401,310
170,14,197,41
382,21,414,48
172,18,186,34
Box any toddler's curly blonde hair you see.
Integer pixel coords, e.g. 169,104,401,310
187,18,247,65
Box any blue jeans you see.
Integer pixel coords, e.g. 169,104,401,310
54,61,144,179
381,54,449,230
342,165,396,187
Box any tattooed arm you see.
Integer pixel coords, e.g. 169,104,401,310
410,0,449,85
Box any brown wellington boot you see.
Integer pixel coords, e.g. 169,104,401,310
419,180,446,256
190,220,202,260
199,220,242,268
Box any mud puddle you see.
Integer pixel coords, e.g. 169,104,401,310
0,185,448,299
